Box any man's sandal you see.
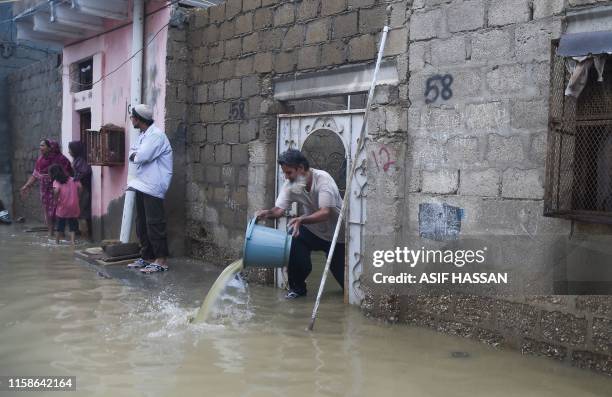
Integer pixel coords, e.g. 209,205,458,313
140,263,168,273
127,258,150,269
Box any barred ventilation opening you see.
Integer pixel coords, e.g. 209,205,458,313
544,41,612,223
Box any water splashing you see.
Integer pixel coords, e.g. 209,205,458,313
193,259,246,324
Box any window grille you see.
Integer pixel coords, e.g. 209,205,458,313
86,124,125,166
544,41,612,224
70,57,93,93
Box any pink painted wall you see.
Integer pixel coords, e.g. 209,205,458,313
60,1,170,230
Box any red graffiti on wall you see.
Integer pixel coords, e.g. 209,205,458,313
371,145,396,173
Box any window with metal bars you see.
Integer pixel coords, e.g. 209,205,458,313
544,41,612,224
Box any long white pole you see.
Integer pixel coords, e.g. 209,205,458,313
307,22,390,331
120,0,144,243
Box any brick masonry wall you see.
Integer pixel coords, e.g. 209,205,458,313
179,0,612,373
182,0,410,268
0,4,59,214
7,55,62,223
360,0,612,375
162,8,190,256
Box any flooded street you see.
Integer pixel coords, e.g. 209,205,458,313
0,225,611,397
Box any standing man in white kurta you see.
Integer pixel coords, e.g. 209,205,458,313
126,104,173,273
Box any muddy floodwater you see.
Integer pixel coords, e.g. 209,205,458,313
1,226,611,397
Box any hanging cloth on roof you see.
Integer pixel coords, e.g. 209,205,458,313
564,54,608,98
594,55,606,82
565,57,594,97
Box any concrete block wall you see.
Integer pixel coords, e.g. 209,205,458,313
7,55,62,223
0,3,59,215
177,0,612,373
163,9,190,256
359,0,612,375
182,0,410,266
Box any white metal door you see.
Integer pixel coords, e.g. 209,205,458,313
276,110,366,305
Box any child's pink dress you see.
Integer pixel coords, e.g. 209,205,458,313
53,177,81,218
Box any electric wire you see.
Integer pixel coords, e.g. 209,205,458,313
64,20,170,89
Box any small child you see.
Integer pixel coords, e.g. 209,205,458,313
49,164,82,245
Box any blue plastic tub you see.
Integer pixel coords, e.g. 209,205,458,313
243,218,292,268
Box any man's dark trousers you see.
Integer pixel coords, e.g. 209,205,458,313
288,226,344,294
134,190,169,260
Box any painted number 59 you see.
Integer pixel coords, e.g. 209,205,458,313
424,74,454,104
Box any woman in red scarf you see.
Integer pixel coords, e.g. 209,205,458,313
20,139,73,236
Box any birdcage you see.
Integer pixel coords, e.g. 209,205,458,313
86,124,125,166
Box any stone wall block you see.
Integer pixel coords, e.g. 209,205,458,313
254,52,273,73
421,169,459,194
283,24,305,49
541,311,587,346
225,0,242,19
298,0,320,21
274,3,295,26
232,144,250,165
430,36,466,65
465,102,509,133
447,0,485,33
486,135,524,164
515,20,561,62
242,32,259,54
235,12,254,35
219,20,235,41
224,78,242,99
298,45,320,69
320,41,346,66
384,28,409,57
332,12,358,39
215,144,232,164
207,124,223,143
223,123,240,143
459,169,500,197
359,6,387,34
274,50,298,73
243,0,261,12
534,0,564,18
511,99,548,130
225,37,242,58
260,28,285,51
501,168,544,199
209,3,226,24
446,136,481,167
254,8,273,29
241,75,259,97
471,29,513,61
348,34,376,61
240,119,259,142
305,18,330,44
488,0,530,27
410,8,443,41
321,0,346,16
235,55,254,76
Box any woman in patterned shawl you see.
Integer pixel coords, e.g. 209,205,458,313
20,139,73,236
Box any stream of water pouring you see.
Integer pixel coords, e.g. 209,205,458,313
193,259,244,323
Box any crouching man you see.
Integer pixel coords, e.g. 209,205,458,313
256,149,345,299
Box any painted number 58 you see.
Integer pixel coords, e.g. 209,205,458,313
424,74,454,104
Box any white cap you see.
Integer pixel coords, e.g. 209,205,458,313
132,104,153,122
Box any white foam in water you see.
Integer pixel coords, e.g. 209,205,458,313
193,259,251,324
202,272,253,324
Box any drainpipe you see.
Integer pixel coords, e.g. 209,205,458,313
119,0,144,243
